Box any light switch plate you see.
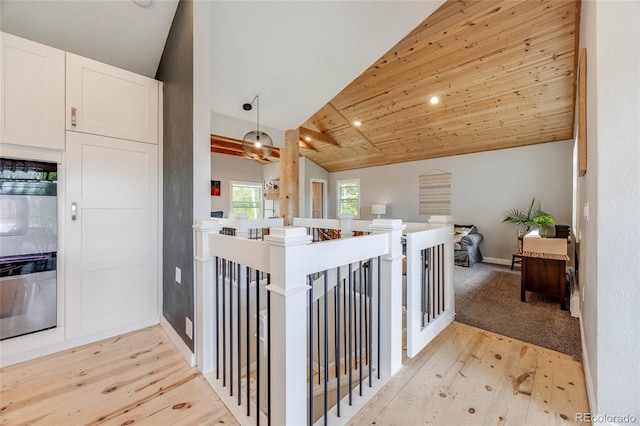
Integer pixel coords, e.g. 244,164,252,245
175,267,181,284
186,317,193,339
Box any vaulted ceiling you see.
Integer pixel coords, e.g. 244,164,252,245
297,0,581,172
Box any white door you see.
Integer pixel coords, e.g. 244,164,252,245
66,53,159,144
65,132,158,337
0,32,65,150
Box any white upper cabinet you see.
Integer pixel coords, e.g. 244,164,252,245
66,53,159,144
0,32,66,150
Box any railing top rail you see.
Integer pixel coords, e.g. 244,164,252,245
292,217,341,229
405,225,453,253
209,233,271,272
294,233,389,276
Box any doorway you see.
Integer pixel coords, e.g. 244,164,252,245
310,179,327,218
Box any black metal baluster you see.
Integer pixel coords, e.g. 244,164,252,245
343,276,347,376
427,248,432,324
246,266,251,416
308,275,314,426
267,273,271,426
323,271,329,426
364,262,369,367
222,259,227,386
238,263,242,406
336,266,341,417
377,256,381,379
216,256,220,380
441,243,445,313
348,263,353,406
421,248,425,328
255,268,260,424
230,260,234,397
436,245,441,317
317,296,321,386
368,258,373,387
358,261,363,396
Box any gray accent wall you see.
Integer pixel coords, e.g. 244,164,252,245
155,0,194,351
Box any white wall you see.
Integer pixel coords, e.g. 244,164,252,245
329,141,574,261
579,0,640,419
210,153,263,216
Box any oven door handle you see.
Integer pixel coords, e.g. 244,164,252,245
71,203,77,221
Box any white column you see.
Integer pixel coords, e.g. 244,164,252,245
194,219,222,374
369,219,406,376
264,227,313,426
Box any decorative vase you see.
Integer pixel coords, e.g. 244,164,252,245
538,225,556,238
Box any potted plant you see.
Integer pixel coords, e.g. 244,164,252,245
502,198,548,234
532,214,557,237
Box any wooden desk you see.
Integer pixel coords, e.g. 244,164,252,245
520,252,569,310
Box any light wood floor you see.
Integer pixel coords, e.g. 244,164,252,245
0,326,238,425
1,322,589,425
350,322,589,425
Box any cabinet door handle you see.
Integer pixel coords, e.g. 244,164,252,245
71,107,77,127
71,203,77,221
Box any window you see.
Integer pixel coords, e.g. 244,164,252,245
230,181,262,219
336,178,360,218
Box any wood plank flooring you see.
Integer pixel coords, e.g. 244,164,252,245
349,322,589,425
1,322,589,425
0,326,238,425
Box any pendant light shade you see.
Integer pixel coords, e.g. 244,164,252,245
242,95,273,160
242,130,273,159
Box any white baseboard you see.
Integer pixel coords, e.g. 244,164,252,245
481,257,512,266
579,314,596,414
161,316,196,367
0,318,160,368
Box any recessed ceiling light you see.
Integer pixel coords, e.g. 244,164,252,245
354,121,362,127
305,136,311,141
430,96,440,105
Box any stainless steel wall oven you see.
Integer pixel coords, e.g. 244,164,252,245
0,158,58,340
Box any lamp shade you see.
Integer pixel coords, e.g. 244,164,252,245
371,204,387,215
242,130,273,159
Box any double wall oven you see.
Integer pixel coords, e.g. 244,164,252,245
0,158,58,340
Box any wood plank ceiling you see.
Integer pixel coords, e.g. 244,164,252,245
210,0,580,172
298,0,581,172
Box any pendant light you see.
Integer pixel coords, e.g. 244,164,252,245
242,95,273,160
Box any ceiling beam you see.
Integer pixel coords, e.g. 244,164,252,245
298,139,319,151
298,127,340,147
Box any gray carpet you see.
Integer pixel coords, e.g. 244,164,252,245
454,262,582,361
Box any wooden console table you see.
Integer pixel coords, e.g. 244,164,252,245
520,251,570,310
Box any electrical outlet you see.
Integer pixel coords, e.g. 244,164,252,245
186,317,193,339
175,267,181,284
583,202,589,221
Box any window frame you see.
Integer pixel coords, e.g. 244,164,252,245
336,178,360,218
229,180,263,219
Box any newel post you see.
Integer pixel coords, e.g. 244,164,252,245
264,227,312,425
369,219,406,376
339,214,355,238
194,219,222,373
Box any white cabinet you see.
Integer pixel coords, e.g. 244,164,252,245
65,132,158,337
66,53,159,144
0,32,65,150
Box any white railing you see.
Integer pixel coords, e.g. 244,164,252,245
405,224,455,358
194,218,452,425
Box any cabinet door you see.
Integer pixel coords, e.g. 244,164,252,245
66,53,159,144
0,32,65,150
65,132,158,337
